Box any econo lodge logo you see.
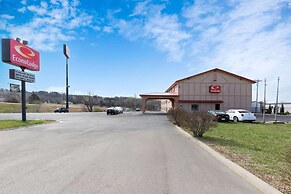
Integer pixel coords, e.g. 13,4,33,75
14,45,36,59
209,85,221,93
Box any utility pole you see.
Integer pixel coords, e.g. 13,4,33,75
263,79,267,123
255,79,262,113
274,77,280,122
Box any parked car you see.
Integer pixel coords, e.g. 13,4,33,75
54,107,68,113
115,107,123,114
208,110,230,122
107,107,118,115
226,109,256,122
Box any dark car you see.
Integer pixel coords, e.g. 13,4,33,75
107,107,118,115
208,110,230,122
54,107,68,113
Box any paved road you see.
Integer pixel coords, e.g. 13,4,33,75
0,112,263,194
255,113,291,122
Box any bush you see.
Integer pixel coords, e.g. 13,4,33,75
184,112,217,137
168,109,217,137
167,108,187,126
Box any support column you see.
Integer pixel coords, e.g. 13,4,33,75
174,97,179,109
141,97,147,113
170,97,179,110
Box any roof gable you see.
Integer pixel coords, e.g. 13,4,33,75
166,68,256,92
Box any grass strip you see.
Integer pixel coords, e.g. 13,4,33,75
0,120,50,130
198,122,291,194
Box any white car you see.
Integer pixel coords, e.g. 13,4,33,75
226,109,256,122
115,107,123,114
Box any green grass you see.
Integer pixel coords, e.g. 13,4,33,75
0,102,37,113
0,120,49,130
198,122,291,193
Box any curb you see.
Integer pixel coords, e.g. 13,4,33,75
174,125,282,194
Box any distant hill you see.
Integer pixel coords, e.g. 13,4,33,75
0,88,160,111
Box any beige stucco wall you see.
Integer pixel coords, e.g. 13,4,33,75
178,71,253,112
161,70,254,112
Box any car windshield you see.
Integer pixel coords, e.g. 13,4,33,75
238,110,250,113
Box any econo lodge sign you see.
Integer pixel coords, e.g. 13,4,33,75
209,85,221,93
2,39,40,71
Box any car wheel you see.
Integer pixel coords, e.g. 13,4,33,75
233,116,239,122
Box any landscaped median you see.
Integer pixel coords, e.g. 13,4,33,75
0,120,51,131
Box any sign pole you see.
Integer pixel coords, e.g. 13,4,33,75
2,38,40,122
66,57,69,111
63,44,70,112
21,67,26,121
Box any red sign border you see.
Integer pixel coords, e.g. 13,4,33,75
2,38,40,71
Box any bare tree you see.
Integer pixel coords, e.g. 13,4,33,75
82,93,98,112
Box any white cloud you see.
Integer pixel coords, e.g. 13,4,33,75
21,0,27,5
183,0,291,101
27,5,48,15
17,7,26,13
112,2,190,62
46,86,87,95
0,15,14,31
0,14,14,20
130,0,150,16
46,86,65,93
4,0,94,52
103,26,113,33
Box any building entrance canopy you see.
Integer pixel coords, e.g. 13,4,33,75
140,92,179,113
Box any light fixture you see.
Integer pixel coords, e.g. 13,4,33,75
16,37,21,42
23,40,28,45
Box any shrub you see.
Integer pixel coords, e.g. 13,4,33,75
167,108,187,126
168,109,217,137
184,111,217,137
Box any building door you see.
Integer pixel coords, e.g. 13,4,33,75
215,104,220,110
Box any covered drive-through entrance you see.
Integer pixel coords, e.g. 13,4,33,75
140,93,179,114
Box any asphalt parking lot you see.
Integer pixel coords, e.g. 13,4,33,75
255,113,291,123
0,112,269,193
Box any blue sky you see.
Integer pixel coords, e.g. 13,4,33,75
1,0,291,102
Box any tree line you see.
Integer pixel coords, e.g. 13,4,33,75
0,88,160,112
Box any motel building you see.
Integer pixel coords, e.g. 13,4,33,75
140,68,256,113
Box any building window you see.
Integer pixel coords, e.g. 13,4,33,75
191,104,199,111
215,104,220,110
